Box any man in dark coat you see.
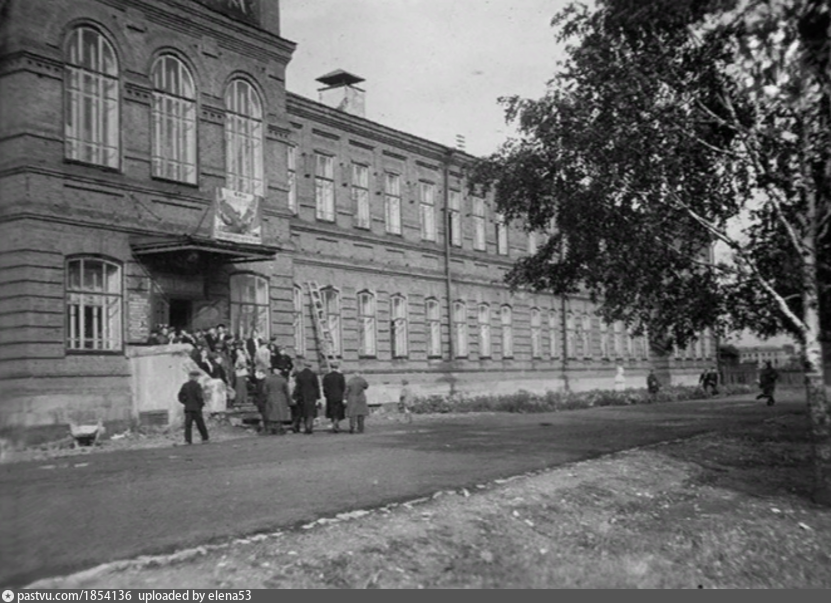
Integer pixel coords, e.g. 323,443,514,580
322,363,347,433
757,361,779,406
178,369,209,444
261,369,292,435
271,343,294,380
647,369,660,401
293,360,321,434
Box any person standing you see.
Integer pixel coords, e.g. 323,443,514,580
322,363,346,433
261,369,292,435
757,361,780,406
647,369,660,402
399,379,414,424
272,344,294,380
294,360,321,434
345,370,370,434
178,369,209,444
233,345,250,406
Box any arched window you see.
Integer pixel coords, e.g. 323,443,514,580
549,310,559,359
391,295,408,358
66,257,122,351
358,290,376,357
426,298,441,358
478,303,491,358
224,79,263,195
321,287,342,357
293,285,304,357
501,305,513,359
530,308,542,358
151,55,196,183
230,274,270,340
453,301,468,357
65,26,119,168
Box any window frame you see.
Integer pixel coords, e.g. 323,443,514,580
357,290,377,358
293,284,304,357
229,273,271,340
501,305,514,359
287,145,298,214
150,54,197,184
64,26,120,170
419,180,437,242
426,298,442,358
321,286,342,357
472,197,486,251
390,294,409,358
495,213,508,255
478,303,491,358
314,152,336,222
384,172,402,235
530,307,542,359
224,78,264,196
453,300,468,358
549,310,560,359
351,162,371,229
448,190,462,247
65,256,123,353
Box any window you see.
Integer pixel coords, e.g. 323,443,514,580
385,172,402,234
449,190,462,247
528,232,538,255
230,274,270,340
501,305,513,358
549,310,559,359
151,55,196,183
567,312,579,359
600,320,610,359
358,291,376,357
420,181,436,241
391,295,408,358
293,285,304,356
66,257,122,351
613,322,624,358
225,79,264,195
352,163,370,229
315,152,335,221
495,213,508,255
426,298,441,358
321,287,342,357
472,197,486,251
703,329,712,359
531,308,542,358
64,26,119,168
287,146,297,214
582,314,592,358
478,304,491,358
453,301,468,357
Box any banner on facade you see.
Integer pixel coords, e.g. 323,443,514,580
213,188,262,245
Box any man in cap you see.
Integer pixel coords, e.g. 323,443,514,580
178,369,209,444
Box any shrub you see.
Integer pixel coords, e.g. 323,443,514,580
408,383,754,415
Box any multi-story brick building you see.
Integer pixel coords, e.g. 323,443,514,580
0,0,715,442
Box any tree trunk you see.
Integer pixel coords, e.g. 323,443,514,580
803,250,831,505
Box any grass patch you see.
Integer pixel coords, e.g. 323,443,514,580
410,384,753,415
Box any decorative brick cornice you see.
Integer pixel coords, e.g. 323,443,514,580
200,106,225,125
124,82,152,104
0,51,63,80
266,123,290,140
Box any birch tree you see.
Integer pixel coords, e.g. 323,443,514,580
473,0,831,503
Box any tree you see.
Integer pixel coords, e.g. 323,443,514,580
472,0,831,504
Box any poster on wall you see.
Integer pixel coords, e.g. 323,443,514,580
213,187,262,245
127,291,151,343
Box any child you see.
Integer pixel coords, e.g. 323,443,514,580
178,369,209,444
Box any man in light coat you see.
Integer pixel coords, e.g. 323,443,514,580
345,370,370,434
261,369,292,435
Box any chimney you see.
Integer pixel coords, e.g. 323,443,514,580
316,70,366,118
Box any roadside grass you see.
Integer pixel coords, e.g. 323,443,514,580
409,384,754,415
32,408,831,589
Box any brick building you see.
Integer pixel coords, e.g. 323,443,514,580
0,0,715,441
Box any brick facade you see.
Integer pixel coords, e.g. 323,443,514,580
0,0,715,442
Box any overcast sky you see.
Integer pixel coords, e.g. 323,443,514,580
281,0,570,157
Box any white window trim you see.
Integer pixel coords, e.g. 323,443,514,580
287,145,297,214
472,197,486,251
478,304,491,358
321,287,342,357
358,290,377,357
530,308,542,358
293,285,304,356
352,162,371,229
449,190,462,247
420,181,437,242
426,298,441,358
391,295,409,358
230,273,270,340
454,301,468,357
315,152,335,222
151,55,196,184
65,257,123,352
224,80,264,196
501,305,514,359
385,172,402,235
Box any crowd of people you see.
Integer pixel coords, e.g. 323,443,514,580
165,322,376,443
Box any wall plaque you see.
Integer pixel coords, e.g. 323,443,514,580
128,292,151,343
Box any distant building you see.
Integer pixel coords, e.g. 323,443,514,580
737,345,797,367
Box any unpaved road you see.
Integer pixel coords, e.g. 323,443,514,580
0,393,800,587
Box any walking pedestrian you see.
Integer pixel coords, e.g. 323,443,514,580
322,362,346,433
346,370,370,434
294,360,321,434
757,361,779,406
177,369,209,444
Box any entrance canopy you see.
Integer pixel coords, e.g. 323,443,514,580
130,234,279,266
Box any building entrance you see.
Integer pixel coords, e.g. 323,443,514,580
168,299,192,331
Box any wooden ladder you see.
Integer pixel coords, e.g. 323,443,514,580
306,281,338,373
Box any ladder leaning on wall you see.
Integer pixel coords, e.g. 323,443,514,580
306,281,338,373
